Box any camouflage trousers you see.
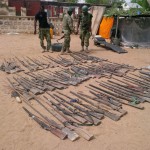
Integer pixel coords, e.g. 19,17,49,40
62,30,71,51
80,30,91,47
39,28,51,50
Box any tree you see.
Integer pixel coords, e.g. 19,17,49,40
131,0,150,10
57,0,78,3
85,0,110,4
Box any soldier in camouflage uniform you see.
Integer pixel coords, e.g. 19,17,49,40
34,5,52,53
61,7,74,55
77,5,93,52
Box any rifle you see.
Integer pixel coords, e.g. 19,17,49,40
16,75,45,91
70,53,87,63
39,56,57,68
70,91,123,120
71,65,89,75
43,95,87,124
15,57,35,71
28,94,80,141
87,85,144,110
53,93,101,125
112,77,145,92
130,73,150,82
2,58,24,74
25,73,56,91
44,99,94,141
48,93,96,125
98,81,145,103
13,77,44,95
44,55,69,67
139,70,150,77
123,76,150,88
7,79,78,141
91,83,141,104
123,78,150,90
26,57,49,69
87,90,126,114
106,80,150,100
17,76,47,91
23,107,67,140
23,57,40,71
58,56,73,66
73,52,106,62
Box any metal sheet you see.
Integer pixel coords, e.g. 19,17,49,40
92,6,106,36
118,17,150,48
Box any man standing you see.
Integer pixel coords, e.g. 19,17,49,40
34,5,52,53
76,5,93,52
61,7,74,55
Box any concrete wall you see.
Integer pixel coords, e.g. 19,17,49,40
0,7,16,16
0,15,77,35
21,7,27,16
0,8,9,15
0,16,35,34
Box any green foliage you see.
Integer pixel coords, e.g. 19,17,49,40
105,8,150,17
131,0,150,10
85,0,110,4
104,0,150,16
57,0,78,3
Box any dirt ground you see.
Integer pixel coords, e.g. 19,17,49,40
0,34,150,150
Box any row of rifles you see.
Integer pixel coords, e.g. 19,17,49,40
0,53,106,74
7,68,150,141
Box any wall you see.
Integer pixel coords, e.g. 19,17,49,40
0,15,77,35
0,8,9,15
21,7,27,16
25,1,40,16
8,0,24,15
8,0,40,16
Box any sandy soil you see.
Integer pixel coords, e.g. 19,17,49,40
0,34,150,150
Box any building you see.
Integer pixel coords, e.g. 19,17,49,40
8,0,40,16
8,0,110,16
122,2,142,11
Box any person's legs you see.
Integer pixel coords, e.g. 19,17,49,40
61,32,69,54
65,33,71,53
84,32,90,52
80,30,85,51
39,29,46,52
45,29,52,52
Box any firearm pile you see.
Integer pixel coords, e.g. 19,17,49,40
5,53,150,141
6,61,137,95
0,58,24,74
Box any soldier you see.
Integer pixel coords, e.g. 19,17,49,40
61,7,74,55
76,5,93,52
34,5,52,53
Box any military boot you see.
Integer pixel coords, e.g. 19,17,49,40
41,45,46,53
66,48,72,53
80,46,84,52
60,47,65,55
48,48,53,53
85,47,89,53
47,45,53,53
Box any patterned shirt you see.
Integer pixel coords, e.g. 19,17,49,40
79,13,93,31
63,14,74,33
